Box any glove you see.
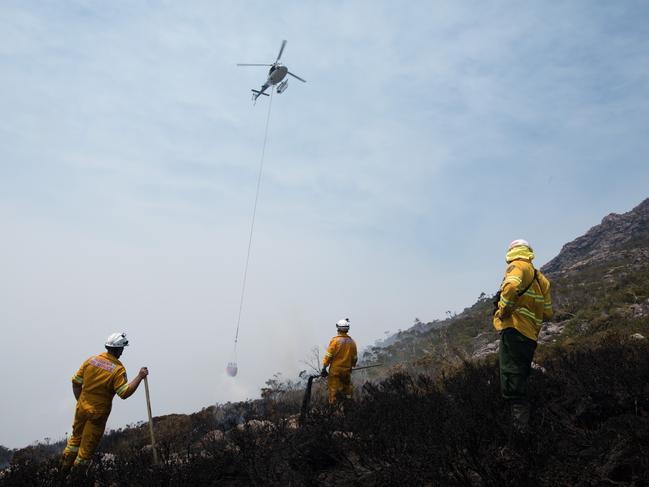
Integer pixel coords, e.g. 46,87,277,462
321,367,328,377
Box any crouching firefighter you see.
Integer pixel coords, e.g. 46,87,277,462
493,239,553,430
321,318,358,404
61,333,148,471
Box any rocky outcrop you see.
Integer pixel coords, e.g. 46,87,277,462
542,198,649,278
472,339,499,360
538,322,568,344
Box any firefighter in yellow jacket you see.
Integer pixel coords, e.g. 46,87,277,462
61,333,148,470
321,318,358,403
493,239,553,429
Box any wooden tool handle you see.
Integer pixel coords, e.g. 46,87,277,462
144,376,159,465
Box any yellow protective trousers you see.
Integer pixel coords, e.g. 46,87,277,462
61,405,109,468
327,369,352,404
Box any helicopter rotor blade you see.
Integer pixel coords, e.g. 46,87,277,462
237,63,273,66
288,71,306,83
276,40,287,62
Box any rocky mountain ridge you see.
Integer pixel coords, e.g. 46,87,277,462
542,198,649,278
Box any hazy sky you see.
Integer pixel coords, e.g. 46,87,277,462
2,1,649,448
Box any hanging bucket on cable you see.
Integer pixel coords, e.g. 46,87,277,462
226,362,238,377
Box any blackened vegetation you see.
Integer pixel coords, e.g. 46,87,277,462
0,448,11,470
2,335,648,486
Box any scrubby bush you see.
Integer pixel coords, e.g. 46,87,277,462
0,447,12,470
3,334,648,486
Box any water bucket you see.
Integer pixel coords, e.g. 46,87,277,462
226,362,238,377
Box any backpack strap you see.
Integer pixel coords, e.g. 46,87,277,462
516,268,538,297
492,268,539,316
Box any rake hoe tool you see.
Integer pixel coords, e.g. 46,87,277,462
351,363,384,372
144,376,159,465
299,364,383,424
299,374,322,425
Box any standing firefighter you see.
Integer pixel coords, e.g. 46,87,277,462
493,239,553,430
321,318,358,403
61,333,148,471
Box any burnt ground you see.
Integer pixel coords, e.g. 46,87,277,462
2,334,648,486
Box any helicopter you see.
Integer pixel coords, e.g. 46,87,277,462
237,40,306,102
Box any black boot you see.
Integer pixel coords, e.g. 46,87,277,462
510,401,530,432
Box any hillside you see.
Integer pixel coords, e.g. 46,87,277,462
364,197,649,370
2,198,649,486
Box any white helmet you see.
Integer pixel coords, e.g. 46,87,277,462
336,318,350,331
508,239,532,251
105,332,129,348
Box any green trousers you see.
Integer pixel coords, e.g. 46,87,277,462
499,327,537,401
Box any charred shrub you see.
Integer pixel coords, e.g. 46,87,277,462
3,336,649,486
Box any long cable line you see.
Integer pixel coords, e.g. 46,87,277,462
232,88,275,360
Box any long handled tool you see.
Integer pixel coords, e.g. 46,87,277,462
299,374,321,424
299,364,384,424
144,376,159,465
351,363,383,372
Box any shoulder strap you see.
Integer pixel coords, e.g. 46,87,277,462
517,268,538,297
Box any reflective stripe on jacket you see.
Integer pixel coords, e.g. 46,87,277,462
72,352,129,415
322,332,358,373
493,259,553,341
